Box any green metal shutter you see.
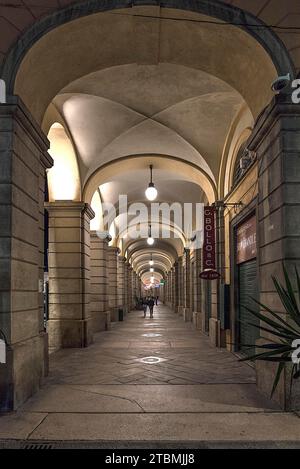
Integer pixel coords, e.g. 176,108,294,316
238,259,260,355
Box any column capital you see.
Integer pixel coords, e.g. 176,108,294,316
45,201,95,220
90,230,110,244
41,151,53,170
107,246,120,255
0,97,49,152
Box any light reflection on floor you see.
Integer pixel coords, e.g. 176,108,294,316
142,333,161,338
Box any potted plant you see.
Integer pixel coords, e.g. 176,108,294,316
240,265,300,409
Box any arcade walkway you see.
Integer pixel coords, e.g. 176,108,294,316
1,305,300,448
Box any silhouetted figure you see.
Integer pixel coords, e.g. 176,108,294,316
142,298,148,318
148,297,155,318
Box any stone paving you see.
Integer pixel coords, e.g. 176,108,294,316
1,304,300,447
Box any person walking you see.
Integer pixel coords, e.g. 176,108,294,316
142,298,148,318
148,297,155,318
155,295,159,305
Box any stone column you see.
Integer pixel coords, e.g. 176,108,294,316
133,271,136,299
192,249,203,330
166,271,170,305
183,248,192,321
118,255,126,314
177,256,184,316
169,269,173,307
171,267,176,310
0,98,52,411
174,261,179,312
127,264,133,311
249,95,300,409
46,201,94,352
107,246,119,322
90,232,110,332
124,261,129,313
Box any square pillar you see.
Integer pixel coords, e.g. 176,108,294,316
0,98,52,411
118,255,126,314
108,246,119,322
250,95,300,409
46,201,94,352
192,249,203,330
183,248,192,320
126,263,133,311
90,232,110,332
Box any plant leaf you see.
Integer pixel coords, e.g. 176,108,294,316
283,264,299,312
240,320,297,341
250,297,300,335
295,266,300,311
272,277,300,327
271,361,285,398
239,346,291,362
241,304,299,337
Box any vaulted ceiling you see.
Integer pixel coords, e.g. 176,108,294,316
1,0,296,285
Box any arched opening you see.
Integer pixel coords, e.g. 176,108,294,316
1,0,298,423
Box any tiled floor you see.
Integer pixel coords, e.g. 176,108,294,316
1,304,300,447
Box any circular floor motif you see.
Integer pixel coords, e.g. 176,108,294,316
137,356,166,364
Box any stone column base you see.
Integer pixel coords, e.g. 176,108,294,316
209,318,221,347
0,333,47,411
183,308,192,322
192,312,203,330
105,311,111,330
92,311,111,333
48,319,93,353
110,307,119,322
178,306,184,316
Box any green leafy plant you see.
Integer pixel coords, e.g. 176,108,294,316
240,265,300,397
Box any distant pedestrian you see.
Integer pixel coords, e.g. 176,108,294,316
148,297,155,318
142,298,148,318
155,296,159,305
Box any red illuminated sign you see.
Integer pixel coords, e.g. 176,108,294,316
203,206,216,271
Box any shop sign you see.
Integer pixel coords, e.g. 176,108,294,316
203,206,216,270
236,215,257,264
199,269,220,280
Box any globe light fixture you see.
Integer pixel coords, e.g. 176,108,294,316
145,165,158,201
147,225,155,246
149,254,154,266
150,267,154,272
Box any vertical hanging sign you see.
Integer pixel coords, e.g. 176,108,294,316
202,206,216,271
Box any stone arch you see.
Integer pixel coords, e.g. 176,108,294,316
83,155,217,206
1,0,295,98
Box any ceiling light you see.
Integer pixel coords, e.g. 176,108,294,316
145,165,158,201
147,225,155,246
